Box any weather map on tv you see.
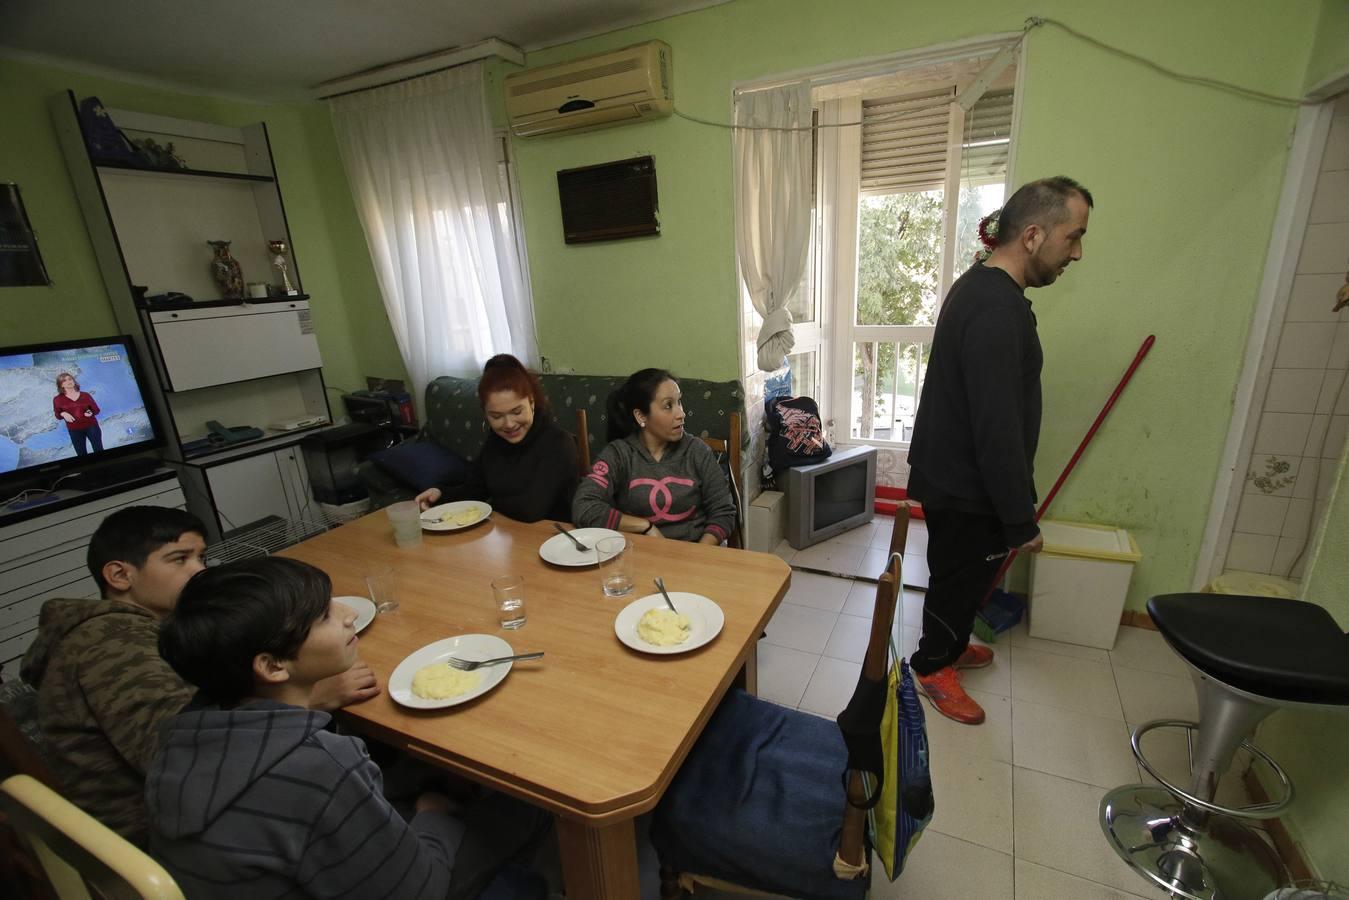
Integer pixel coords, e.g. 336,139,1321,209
0,340,156,475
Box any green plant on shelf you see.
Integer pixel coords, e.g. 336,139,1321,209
1247,456,1295,494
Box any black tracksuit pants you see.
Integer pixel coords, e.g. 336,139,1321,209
911,506,1008,677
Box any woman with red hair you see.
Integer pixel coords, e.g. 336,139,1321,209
414,355,578,522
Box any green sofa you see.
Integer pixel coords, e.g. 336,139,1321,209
358,373,745,509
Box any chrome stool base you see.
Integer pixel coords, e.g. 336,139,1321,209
1101,784,1286,900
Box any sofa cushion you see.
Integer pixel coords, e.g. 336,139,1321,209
369,440,471,492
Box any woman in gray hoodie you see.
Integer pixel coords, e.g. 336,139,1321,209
572,368,736,544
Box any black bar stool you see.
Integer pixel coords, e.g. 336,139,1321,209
1100,592,1349,900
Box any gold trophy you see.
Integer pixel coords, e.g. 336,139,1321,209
267,239,297,295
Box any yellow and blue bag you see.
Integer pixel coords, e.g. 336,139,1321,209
871,652,934,878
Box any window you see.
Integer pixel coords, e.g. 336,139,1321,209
814,48,1018,444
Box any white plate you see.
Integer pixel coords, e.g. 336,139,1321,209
389,634,516,709
421,501,492,532
614,592,725,655
539,527,624,567
333,595,376,634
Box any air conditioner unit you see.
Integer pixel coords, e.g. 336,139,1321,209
505,40,672,137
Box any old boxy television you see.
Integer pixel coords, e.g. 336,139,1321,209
784,445,878,550
0,335,162,487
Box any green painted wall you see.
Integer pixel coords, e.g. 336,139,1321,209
0,55,403,397
1305,0,1349,91
507,0,1321,613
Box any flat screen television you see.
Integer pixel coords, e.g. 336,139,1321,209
0,335,162,486
784,445,878,550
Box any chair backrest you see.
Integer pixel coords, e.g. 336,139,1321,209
0,775,184,900
838,567,900,870
573,409,592,478
699,412,743,547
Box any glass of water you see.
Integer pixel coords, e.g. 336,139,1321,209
491,574,527,630
596,536,634,597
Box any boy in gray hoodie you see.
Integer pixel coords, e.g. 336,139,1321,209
145,556,546,899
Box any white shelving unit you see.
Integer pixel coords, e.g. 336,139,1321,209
50,92,336,544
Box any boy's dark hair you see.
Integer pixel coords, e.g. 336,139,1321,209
159,557,332,705
996,176,1094,247
87,506,207,596
606,368,676,442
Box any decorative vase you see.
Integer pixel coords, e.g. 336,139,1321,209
208,240,244,299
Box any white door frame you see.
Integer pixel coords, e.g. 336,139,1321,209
1191,90,1341,589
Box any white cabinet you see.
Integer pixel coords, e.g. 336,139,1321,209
205,447,311,533
149,301,322,392
0,472,185,680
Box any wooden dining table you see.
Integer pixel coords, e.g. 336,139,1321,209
280,511,792,899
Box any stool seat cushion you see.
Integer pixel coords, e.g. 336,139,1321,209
1148,593,1349,705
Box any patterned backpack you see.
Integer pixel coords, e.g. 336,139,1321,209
764,395,831,473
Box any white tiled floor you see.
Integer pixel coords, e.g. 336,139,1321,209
662,515,1255,900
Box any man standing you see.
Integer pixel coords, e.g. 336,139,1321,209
906,176,1093,725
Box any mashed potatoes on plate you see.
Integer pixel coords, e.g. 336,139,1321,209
433,506,482,526
411,664,481,699
637,608,692,646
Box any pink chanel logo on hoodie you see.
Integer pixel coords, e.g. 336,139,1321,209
631,476,695,522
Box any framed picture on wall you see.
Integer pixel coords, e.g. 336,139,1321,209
0,183,51,287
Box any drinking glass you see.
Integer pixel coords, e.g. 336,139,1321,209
366,566,398,614
492,575,527,630
597,536,634,597
386,500,422,548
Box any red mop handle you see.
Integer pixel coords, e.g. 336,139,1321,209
982,334,1156,599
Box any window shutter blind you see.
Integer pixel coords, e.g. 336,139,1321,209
961,89,1013,181
860,87,954,195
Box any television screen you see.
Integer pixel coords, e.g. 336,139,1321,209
814,462,868,530
0,337,158,476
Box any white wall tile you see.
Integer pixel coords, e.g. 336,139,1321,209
1297,223,1349,274
1272,537,1308,581
1331,322,1349,370
1274,322,1335,368
1243,453,1298,497
1280,498,1316,541
1293,456,1320,499
1263,368,1323,412
1253,411,1313,455
1285,274,1345,322
1323,115,1349,172
1317,369,1348,413
1225,532,1278,573
1234,493,1290,536
1309,170,1349,224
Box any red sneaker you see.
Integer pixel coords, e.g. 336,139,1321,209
955,644,994,670
916,667,986,725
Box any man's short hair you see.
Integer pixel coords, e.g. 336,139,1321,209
87,506,207,596
996,176,1094,247
159,557,332,705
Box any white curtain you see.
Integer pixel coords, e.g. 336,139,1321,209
734,82,813,372
329,62,537,398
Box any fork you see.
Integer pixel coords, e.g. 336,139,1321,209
553,522,590,552
654,577,678,613
447,652,544,671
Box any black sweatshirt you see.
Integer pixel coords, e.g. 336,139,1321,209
441,413,578,523
906,263,1042,547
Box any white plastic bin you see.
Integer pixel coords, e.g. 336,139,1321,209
1028,520,1142,649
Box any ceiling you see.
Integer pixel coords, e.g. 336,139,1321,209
0,0,730,101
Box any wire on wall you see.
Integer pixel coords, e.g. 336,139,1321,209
673,15,1343,133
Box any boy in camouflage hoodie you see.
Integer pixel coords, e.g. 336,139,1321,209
20,506,378,846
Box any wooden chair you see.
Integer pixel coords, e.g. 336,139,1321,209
698,411,744,547
653,563,901,898
1,679,61,899
573,408,592,478
0,774,184,900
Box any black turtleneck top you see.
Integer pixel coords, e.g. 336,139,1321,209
440,413,579,523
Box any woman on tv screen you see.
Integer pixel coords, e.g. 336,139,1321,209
53,372,103,456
